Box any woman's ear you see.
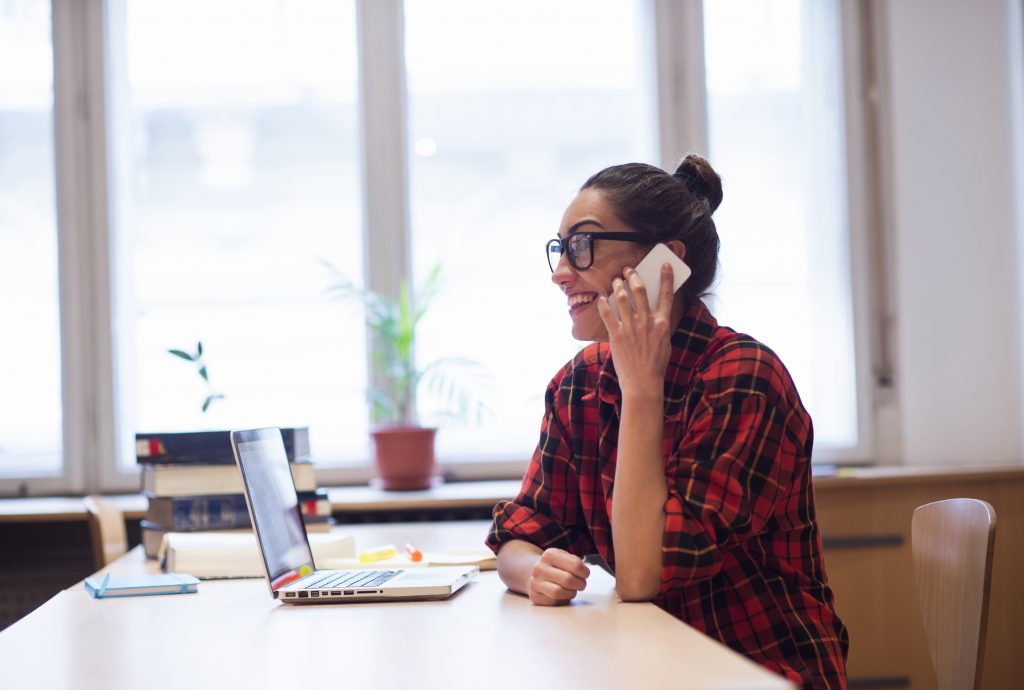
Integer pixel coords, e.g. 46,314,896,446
665,239,686,262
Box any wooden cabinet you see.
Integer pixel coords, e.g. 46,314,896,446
814,466,1024,689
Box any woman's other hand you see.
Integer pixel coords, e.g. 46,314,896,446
527,548,591,605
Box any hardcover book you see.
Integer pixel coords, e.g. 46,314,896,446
141,518,333,559
135,427,310,465
145,490,330,530
84,573,200,598
159,531,354,579
140,461,316,497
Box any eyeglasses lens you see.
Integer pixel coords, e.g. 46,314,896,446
547,234,595,272
546,240,563,272
568,234,592,270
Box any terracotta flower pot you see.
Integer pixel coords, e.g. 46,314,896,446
370,426,439,490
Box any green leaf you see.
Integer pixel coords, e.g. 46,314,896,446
414,263,442,323
198,366,209,382
416,356,492,427
196,341,203,357
200,393,224,413
168,349,194,361
367,388,399,424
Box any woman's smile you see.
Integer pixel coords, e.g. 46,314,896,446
567,292,598,312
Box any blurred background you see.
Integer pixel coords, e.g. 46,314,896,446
1,0,1022,493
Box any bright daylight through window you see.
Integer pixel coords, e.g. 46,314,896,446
405,0,652,461
0,1,62,477
2,0,863,488
704,0,858,451
115,0,365,469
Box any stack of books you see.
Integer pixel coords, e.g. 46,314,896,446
136,428,332,558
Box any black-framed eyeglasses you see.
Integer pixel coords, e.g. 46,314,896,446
546,232,654,272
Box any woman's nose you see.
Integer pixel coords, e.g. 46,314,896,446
550,252,574,286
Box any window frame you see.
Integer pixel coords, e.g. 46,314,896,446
836,0,882,464
0,0,113,496
0,0,878,496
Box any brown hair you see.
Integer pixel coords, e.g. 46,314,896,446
580,154,723,302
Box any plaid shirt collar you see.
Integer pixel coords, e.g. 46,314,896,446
595,299,721,420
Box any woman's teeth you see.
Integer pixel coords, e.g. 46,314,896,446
569,293,595,307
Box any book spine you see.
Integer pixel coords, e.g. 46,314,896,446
141,461,317,497
149,492,330,529
135,427,310,464
296,492,332,518
166,495,250,530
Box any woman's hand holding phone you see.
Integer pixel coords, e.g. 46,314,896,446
598,243,689,395
608,243,690,320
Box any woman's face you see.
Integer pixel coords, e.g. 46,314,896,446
551,188,650,342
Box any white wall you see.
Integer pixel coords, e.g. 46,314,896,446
879,0,1024,464
1010,0,1024,462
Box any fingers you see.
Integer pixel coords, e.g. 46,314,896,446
542,547,591,580
610,276,634,326
622,264,673,319
596,294,616,329
607,270,649,327
603,265,672,350
528,548,591,606
625,270,651,319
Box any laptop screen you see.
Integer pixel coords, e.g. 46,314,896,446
231,428,315,591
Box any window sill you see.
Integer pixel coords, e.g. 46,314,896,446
0,479,522,524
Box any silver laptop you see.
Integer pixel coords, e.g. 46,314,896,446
230,427,477,604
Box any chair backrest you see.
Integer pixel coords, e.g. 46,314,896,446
83,495,128,569
911,498,996,690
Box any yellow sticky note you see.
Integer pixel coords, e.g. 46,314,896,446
359,544,398,563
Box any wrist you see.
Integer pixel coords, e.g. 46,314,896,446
620,388,663,407
496,540,542,594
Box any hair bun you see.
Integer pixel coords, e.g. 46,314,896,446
673,154,723,213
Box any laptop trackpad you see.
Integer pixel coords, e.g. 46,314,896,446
396,571,451,585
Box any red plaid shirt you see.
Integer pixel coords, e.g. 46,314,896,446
487,300,848,689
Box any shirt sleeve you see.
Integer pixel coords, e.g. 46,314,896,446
486,372,594,556
658,343,809,592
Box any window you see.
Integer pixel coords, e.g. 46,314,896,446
404,0,653,460
0,1,62,479
3,0,869,494
703,0,860,452
112,0,365,470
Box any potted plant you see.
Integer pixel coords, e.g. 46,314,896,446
325,263,486,490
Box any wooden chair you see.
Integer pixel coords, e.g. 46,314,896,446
911,498,997,690
84,495,128,569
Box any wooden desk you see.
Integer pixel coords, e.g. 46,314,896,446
0,520,792,690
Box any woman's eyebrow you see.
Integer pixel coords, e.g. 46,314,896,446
562,219,605,237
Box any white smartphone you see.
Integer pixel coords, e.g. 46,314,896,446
609,243,691,319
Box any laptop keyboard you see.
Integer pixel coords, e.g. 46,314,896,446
301,569,402,590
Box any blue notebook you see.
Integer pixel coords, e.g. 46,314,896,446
84,573,199,598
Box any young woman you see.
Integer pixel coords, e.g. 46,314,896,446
486,155,849,689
